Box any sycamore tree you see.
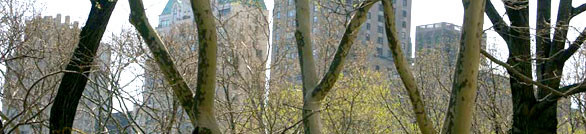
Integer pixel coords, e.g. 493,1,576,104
380,0,486,133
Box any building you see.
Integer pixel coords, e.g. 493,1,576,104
104,112,133,134
415,22,486,66
270,0,412,82
137,0,269,133
1,14,111,133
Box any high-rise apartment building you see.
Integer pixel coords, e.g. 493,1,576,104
271,0,412,81
1,14,111,133
415,22,486,66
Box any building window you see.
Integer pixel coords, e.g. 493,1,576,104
219,8,231,16
313,16,318,23
377,26,383,33
402,21,406,28
403,0,408,6
366,33,370,40
378,15,383,22
275,33,280,41
219,0,230,4
376,48,383,57
379,5,383,11
377,37,383,44
368,12,371,19
288,10,295,17
366,23,371,30
402,10,407,17
276,11,281,19
375,65,380,71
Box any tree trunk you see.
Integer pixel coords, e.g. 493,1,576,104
127,0,198,127
380,0,436,133
189,0,221,133
128,0,221,133
49,0,117,133
483,0,586,133
294,0,376,133
441,0,485,133
293,0,320,133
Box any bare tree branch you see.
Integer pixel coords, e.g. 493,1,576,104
485,0,510,41
573,3,586,17
381,0,436,133
312,0,377,102
480,49,565,96
556,28,586,62
558,81,586,97
127,0,197,127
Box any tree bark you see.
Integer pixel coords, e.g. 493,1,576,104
294,0,376,133
127,0,198,127
129,0,221,133
441,0,485,133
293,0,320,133
189,0,221,133
380,0,436,133
49,0,117,133
484,0,586,133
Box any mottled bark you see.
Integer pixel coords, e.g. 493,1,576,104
128,0,221,133
293,0,320,132
49,0,117,133
441,0,485,133
189,0,221,133
127,0,197,126
294,0,376,133
380,0,436,133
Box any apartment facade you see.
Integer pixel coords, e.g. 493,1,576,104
1,14,111,133
415,22,487,66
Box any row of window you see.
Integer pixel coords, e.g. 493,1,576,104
365,31,408,44
366,22,407,33
366,10,408,28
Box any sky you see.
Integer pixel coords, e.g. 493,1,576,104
38,0,586,57
35,0,586,110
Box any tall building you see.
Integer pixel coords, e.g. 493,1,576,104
137,0,269,133
271,0,412,81
415,22,486,66
1,14,111,133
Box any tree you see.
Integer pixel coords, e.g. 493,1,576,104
483,0,586,133
127,0,221,133
440,0,485,133
380,0,435,133
49,0,117,133
382,0,486,133
294,0,377,133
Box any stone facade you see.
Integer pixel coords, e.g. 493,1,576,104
1,14,111,133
